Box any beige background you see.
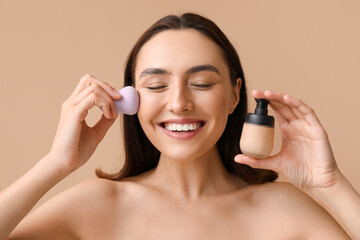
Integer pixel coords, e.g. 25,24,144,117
1,0,359,210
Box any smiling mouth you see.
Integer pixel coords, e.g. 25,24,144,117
160,121,206,132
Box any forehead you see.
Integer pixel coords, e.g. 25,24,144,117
135,29,228,76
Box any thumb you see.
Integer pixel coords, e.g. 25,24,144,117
92,114,117,141
234,154,279,172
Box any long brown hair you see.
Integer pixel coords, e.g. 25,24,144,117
96,13,278,184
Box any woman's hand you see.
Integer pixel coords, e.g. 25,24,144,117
48,74,122,174
235,90,340,192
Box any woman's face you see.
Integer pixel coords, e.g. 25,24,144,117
135,29,241,161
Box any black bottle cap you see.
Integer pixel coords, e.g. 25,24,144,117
245,98,274,127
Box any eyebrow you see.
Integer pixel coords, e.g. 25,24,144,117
186,64,220,75
139,68,170,79
139,64,220,79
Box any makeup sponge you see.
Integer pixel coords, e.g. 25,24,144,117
114,86,139,115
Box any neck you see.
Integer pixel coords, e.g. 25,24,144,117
150,147,244,200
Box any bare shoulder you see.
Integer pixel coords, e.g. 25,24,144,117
246,181,349,239
38,177,122,213
65,177,120,200
47,176,145,205
249,181,324,218
10,178,127,240
251,181,315,206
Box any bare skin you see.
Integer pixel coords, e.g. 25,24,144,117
8,173,348,239
2,29,358,239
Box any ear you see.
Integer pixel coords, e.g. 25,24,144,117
229,78,242,114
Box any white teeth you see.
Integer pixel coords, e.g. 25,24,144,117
176,124,182,131
164,122,202,132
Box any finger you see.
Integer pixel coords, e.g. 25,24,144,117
264,90,299,122
72,82,111,105
272,110,288,127
287,104,304,120
252,90,297,125
264,91,321,127
234,154,279,172
264,91,310,124
70,74,99,98
72,83,118,119
269,99,298,123
283,94,321,126
251,89,266,99
75,92,113,120
252,90,286,125
70,74,122,100
92,114,117,141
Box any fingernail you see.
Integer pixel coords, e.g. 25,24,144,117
113,89,121,96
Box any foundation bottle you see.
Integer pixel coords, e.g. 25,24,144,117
240,98,275,158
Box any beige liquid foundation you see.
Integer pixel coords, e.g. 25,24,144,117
240,99,275,158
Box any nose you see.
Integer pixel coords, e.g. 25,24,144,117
166,84,194,113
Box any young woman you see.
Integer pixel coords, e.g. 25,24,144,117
2,13,359,239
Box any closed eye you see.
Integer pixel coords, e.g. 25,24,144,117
192,83,215,89
147,85,167,90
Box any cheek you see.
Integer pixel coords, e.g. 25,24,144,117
137,91,162,126
199,87,232,119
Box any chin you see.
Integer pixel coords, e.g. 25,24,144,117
157,145,216,162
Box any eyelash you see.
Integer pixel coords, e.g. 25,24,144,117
192,83,214,88
147,84,214,91
147,86,166,90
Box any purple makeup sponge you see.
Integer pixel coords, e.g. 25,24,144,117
114,86,139,115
